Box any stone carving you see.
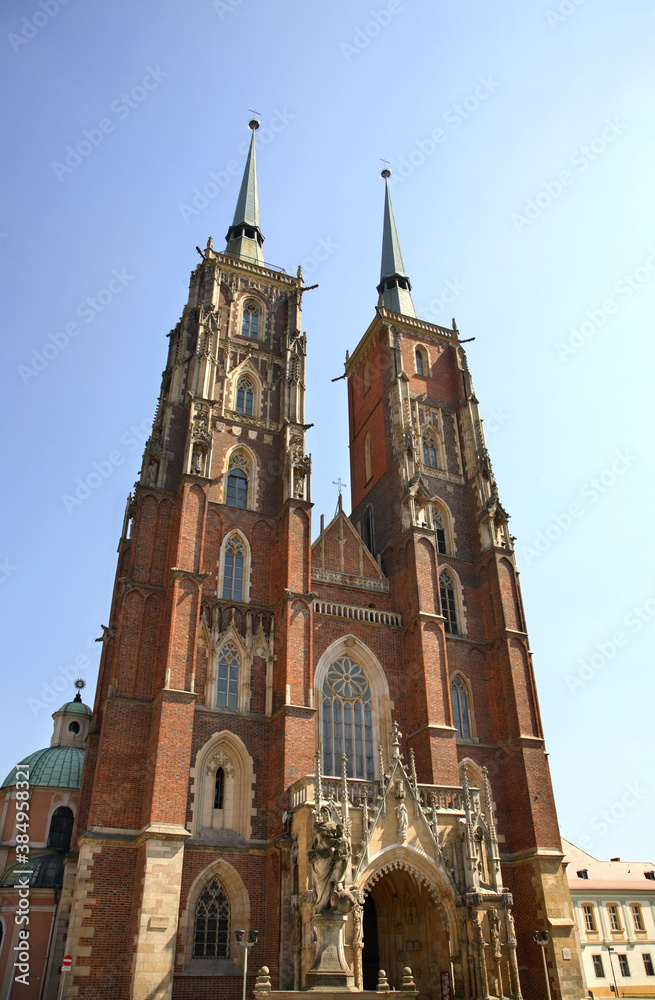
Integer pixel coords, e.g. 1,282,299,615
308,805,356,914
395,781,408,845
206,749,235,778
191,443,205,476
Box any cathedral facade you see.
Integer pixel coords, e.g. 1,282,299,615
45,121,584,1000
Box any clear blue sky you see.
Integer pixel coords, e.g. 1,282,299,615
1,0,653,862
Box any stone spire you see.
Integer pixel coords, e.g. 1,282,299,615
377,169,416,317
225,119,265,265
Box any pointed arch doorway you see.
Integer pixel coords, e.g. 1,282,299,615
361,867,451,1000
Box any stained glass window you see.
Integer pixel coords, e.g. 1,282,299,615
217,642,240,709
440,571,459,635
236,378,254,415
222,539,245,602
451,676,471,740
241,303,259,340
193,878,230,959
321,656,373,780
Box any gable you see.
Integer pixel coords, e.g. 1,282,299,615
311,508,388,589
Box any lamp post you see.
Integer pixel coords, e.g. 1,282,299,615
532,930,552,1000
235,929,259,1000
607,946,620,998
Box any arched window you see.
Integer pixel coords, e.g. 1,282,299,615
47,806,74,852
416,348,425,375
435,510,447,555
321,656,374,780
451,676,471,739
193,878,230,959
216,642,240,708
364,432,372,483
226,468,248,508
363,506,375,555
214,767,225,809
235,378,253,415
439,570,459,635
363,361,371,394
422,435,438,468
221,538,245,602
241,302,259,340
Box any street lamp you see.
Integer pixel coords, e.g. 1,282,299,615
532,929,552,1000
607,946,620,998
235,929,259,1000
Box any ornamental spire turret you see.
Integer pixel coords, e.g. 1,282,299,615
225,119,265,265
377,168,416,317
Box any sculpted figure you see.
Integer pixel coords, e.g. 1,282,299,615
308,805,356,914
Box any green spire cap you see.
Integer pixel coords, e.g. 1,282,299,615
377,169,416,317
225,119,265,265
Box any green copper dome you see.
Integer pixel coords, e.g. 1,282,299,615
1,745,84,789
0,853,64,888
56,700,92,715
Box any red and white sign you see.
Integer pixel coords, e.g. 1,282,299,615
61,955,72,971
441,971,451,1000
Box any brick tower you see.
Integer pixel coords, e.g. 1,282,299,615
51,139,584,1000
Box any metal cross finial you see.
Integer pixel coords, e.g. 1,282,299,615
332,478,347,496
249,108,262,117
380,158,391,167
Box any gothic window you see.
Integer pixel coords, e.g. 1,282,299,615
451,675,471,740
216,642,240,708
241,302,260,340
236,378,254,415
214,767,225,809
439,570,459,635
321,656,374,780
47,806,74,852
226,468,248,508
364,432,373,483
193,877,230,959
416,347,425,375
363,506,375,555
435,511,447,554
422,435,438,468
221,537,245,602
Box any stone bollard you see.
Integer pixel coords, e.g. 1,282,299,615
254,966,271,996
377,969,390,991
401,967,416,990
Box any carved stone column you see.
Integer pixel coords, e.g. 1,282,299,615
505,909,523,1000
474,917,490,1000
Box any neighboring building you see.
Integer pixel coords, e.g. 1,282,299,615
563,839,655,998
0,693,91,1000
18,120,587,1000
